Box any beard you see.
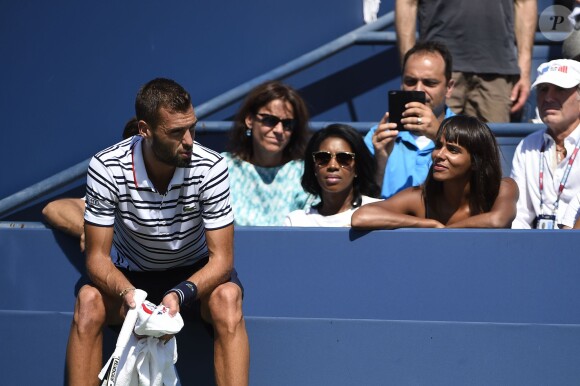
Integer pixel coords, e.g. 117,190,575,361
151,137,192,168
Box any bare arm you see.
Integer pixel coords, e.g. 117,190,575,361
510,0,537,113
395,0,419,65
352,187,444,229
162,224,234,312
447,178,519,228
85,223,135,305
42,198,86,251
188,224,234,298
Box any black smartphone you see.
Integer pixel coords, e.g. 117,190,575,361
388,90,426,130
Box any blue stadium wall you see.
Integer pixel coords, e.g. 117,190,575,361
0,0,560,202
2,226,580,385
1,2,577,384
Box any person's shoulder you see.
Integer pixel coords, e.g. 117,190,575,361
500,177,519,197
91,137,138,168
286,208,306,219
94,136,136,159
521,126,547,142
194,142,223,162
280,159,305,174
220,152,247,168
394,185,424,200
365,124,379,138
285,159,304,167
515,126,547,150
286,206,321,226
220,152,233,162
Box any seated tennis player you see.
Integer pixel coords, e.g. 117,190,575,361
66,78,249,386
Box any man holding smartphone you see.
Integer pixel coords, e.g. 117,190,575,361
364,41,455,198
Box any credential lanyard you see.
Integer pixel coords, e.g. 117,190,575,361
539,141,580,214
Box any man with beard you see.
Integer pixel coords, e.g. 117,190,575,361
365,41,455,198
511,59,580,229
66,78,249,386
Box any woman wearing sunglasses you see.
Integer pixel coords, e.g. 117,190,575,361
222,80,312,225
285,124,381,227
351,115,519,229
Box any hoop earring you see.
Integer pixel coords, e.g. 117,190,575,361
245,128,252,137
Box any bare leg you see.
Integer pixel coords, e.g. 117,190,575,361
66,285,113,386
203,282,250,386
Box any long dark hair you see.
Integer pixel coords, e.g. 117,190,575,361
227,80,310,163
423,115,502,215
302,124,380,208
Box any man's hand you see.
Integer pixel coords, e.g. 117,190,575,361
371,112,399,189
372,112,399,163
400,101,439,140
510,76,531,113
121,288,137,309
162,291,181,317
144,291,181,343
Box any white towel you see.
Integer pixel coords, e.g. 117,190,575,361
114,301,184,386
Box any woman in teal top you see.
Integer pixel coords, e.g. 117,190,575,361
222,81,312,225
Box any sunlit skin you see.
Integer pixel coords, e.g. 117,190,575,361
536,83,580,142
431,137,472,183
401,52,453,123
314,137,357,216
429,137,473,224
138,106,197,194
371,51,454,187
245,99,294,167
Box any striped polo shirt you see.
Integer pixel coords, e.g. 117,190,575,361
85,136,234,271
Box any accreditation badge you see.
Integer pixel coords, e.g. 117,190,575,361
535,214,556,229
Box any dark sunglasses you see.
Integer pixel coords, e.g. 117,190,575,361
255,113,296,131
312,151,356,167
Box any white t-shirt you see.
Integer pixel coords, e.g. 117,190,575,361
284,195,381,227
560,191,580,228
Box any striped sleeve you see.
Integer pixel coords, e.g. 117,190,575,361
84,154,119,227
199,156,234,229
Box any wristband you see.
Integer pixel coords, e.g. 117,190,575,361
165,281,198,306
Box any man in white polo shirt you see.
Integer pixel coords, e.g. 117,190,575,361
66,78,249,385
511,59,580,229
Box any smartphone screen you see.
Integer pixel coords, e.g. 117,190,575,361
388,90,426,130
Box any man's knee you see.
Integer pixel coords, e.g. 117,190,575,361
73,285,107,331
207,283,244,331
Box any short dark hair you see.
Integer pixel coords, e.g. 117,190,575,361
403,41,453,82
423,115,502,215
302,124,380,207
135,78,192,129
227,80,310,162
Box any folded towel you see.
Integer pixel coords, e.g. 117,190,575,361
135,301,184,338
114,301,184,386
